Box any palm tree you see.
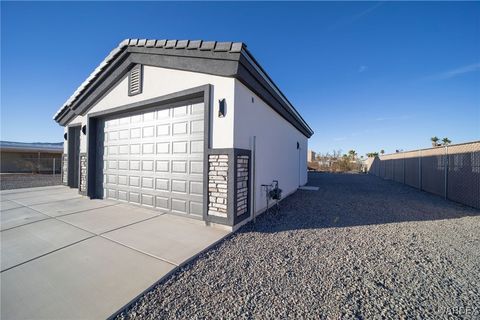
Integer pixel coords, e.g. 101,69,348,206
431,136,439,147
348,150,357,160
442,137,451,146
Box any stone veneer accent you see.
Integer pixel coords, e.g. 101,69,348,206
208,154,228,217
79,153,87,193
62,154,68,185
236,155,249,216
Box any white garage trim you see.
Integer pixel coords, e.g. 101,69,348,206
86,85,212,219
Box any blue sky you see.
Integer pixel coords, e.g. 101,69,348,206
1,1,479,156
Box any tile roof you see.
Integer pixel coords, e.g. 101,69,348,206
52,38,313,138
53,39,244,120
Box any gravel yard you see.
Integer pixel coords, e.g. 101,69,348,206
117,172,480,319
0,174,61,190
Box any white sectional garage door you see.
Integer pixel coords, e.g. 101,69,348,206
100,101,204,217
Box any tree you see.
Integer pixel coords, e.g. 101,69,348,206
366,152,379,158
380,149,385,155
333,150,342,159
431,136,439,147
348,150,357,160
442,137,451,146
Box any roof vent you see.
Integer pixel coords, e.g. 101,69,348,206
128,64,143,96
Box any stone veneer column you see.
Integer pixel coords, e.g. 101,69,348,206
208,154,229,217
62,155,68,185
79,154,87,194
236,155,249,216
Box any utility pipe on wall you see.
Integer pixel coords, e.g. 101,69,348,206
251,136,256,223
298,142,301,187
444,145,448,200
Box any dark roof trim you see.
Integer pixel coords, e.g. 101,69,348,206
54,39,313,137
88,85,207,119
240,49,312,135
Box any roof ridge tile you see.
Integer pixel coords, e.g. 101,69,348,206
54,38,246,121
214,41,232,52
145,39,157,48
165,40,177,48
199,41,216,51
155,39,167,48
187,40,202,50
175,40,189,49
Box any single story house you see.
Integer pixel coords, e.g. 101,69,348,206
53,39,313,229
0,141,63,173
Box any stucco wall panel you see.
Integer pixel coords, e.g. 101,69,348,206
86,66,235,149
66,116,87,153
233,80,308,215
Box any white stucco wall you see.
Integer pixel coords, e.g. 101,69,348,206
63,118,85,154
233,80,308,215
64,65,236,153
63,127,68,154
90,65,235,149
62,65,311,220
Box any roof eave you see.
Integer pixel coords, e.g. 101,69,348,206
240,48,314,137
52,39,314,139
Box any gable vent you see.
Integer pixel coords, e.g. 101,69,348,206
128,64,143,96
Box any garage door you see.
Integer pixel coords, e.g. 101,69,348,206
99,101,205,217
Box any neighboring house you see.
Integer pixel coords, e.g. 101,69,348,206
53,39,314,230
307,149,316,162
0,141,63,173
318,158,333,167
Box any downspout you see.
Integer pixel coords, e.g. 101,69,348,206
298,142,301,187
444,145,448,200
251,136,256,223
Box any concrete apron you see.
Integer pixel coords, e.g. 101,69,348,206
1,186,230,319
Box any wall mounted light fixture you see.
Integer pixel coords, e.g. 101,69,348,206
81,125,87,135
218,99,226,117
64,133,68,141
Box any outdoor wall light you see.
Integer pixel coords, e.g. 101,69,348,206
297,142,300,149
82,125,87,135
218,99,226,118
64,133,68,141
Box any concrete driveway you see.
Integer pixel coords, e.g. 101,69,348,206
0,186,229,319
